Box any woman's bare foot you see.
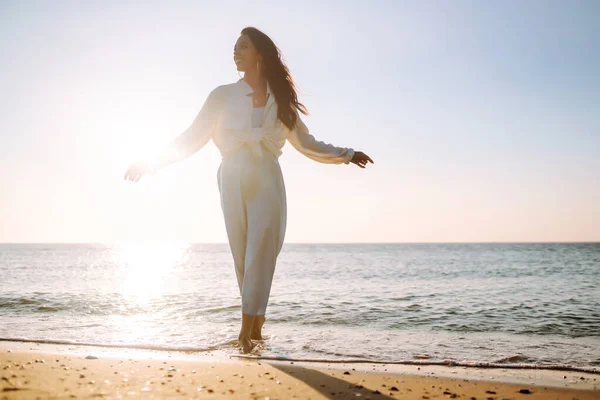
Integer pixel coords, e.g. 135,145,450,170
250,315,266,340
238,334,254,354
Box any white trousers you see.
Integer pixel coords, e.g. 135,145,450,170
217,144,287,316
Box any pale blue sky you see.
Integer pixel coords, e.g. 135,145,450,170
1,1,598,243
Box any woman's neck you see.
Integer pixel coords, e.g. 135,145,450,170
243,72,267,95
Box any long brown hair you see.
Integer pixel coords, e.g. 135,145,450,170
241,27,308,130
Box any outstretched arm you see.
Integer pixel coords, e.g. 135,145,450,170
124,87,222,181
285,112,355,165
155,87,222,169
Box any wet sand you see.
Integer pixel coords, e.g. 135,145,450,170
0,340,598,399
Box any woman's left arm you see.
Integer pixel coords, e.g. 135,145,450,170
286,112,355,164
286,112,374,168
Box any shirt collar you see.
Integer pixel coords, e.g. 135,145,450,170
238,78,273,96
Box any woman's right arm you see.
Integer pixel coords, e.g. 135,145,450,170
124,87,223,182
152,86,223,171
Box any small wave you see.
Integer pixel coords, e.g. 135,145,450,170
0,297,43,308
187,304,240,315
37,306,63,312
389,295,418,301
0,337,220,353
0,295,153,317
493,354,530,363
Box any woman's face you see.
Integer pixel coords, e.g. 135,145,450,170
233,34,261,72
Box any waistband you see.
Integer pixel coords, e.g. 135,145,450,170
221,142,279,161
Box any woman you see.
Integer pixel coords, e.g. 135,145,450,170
124,27,374,353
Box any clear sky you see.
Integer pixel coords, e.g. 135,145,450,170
1,0,598,243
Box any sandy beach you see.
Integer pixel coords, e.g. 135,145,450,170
0,340,598,399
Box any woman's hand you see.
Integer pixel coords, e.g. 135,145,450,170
124,160,156,182
350,151,374,169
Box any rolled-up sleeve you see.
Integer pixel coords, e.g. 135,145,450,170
285,111,355,165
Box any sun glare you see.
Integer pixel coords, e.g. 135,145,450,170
111,240,190,304
114,124,165,171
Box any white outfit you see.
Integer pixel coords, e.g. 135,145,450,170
163,79,354,316
251,106,265,128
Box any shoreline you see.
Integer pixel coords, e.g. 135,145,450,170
1,340,598,398
2,338,598,374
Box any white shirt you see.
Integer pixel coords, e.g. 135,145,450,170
164,79,355,165
251,106,265,128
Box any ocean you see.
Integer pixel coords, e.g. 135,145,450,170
1,242,598,372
